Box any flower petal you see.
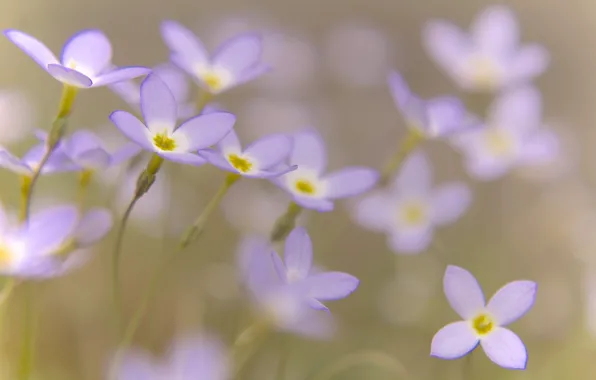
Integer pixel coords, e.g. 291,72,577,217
422,21,471,80
271,252,288,282
167,336,230,380
443,265,486,319
352,191,393,232
301,272,359,301
74,209,113,247
293,196,334,212
109,110,153,151
158,151,206,166
388,226,433,254
486,280,537,326
517,129,559,167
490,85,541,135
387,71,411,111
430,321,479,360
392,150,432,195
46,64,92,87
161,20,209,69
464,152,512,181
174,112,236,151
254,165,297,179
0,148,31,175
480,327,527,369
140,73,178,133
426,96,467,137
112,350,155,380
92,66,150,87
4,30,59,69
323,167,379,199
431,183,472,226
506,44,549,86
213,33,263,77
244,134,292,169
283,227,313,279
153,64,190,104
110,143,143,166
233,64,271,86
199,149,235,172
472,5,519,55
61,29,111,76
22,205,79,255
217,128,243,154
290,129,327,174
109,79,141,107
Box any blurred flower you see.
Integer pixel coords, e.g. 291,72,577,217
161,20,270,94
110,64,197,119
4,29,149,88
113,334,229,379
0,203,112,279
324,21,393,88
388,71,469,138
0,140,78,177
423,5,549,92
431,265,537,370
353,151,471,254
237,235,334,338
451,85,558,181
271,227,359,311
109,73,235,166
222,181,308,236
0,90,35,145
199,129,295,178
272,128,379,212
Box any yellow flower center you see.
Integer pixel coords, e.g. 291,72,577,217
203,72,223,92
399,201,428,226
472,313,495,336
484,128,515,157
295,179,316,195
0,244,13,269
468,56,499,90
228,154,253,173
153,132,176,151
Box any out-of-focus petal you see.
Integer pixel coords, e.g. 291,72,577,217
283,227,312,280
506,44,549,86
490,85,541,135
430,321,479,359
153,63,190,104
213,33,263,77
480,327,527,369
0,149,31,175
486,280,537,326
22,206,79,255
426,96,467,137
517,129,559,167
471,5,519,55
431,183,472,226
422,21,471,79
290,129,327,174
167,335,230,380
392,150,432,195
112,350,156,380
244,133,292,169
323,167,378,199
300,272,359,301
161,20,209,68
443,265,485,319
293,196,334,212
388,226,433,254
74,208,113,247
352,191,393,232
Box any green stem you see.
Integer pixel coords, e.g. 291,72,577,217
379,129,425,186
231,321,271,379
195,90,213,113
17,284,38,380
307,350,410,380
270,202,303,242
462,351,473,380
76,169,94,211
111,154,164,331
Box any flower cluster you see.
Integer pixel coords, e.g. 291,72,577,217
0,3,553,379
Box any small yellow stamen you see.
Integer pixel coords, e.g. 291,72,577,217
228,154,252,173
202,72,224,93
153,132,176,151
472,313,495,336
295,179,315,195
0,245,13,268
400,203,427,226
484,128,514,157
468,56,499,90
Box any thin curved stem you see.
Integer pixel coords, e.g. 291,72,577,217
308,350,410,380
231,321,270,379
17,284,38,380
270,202,303,243
76,169,94,211
379,129,425,186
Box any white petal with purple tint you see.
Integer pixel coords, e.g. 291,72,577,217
431,321,479,359
174,112,235,151
140,73,177,133
323,167,379,199
290,129,327,174
213,34,263,77
486,280,537,326
153,64,190,103
471,5,519,55
426,97,467,137
0,149,31,175
352,191,392,232
431,183,472,225
200,149,235,172
74,209,113,247
46,64,92,87
161,20,209,68
113,350,156,380
443,265,486,319
284,227,313,280
480,327,527,369
60,29,112,76
490,85,541,135
4,30,59,69
158,151,206,166
244,134,292,169
93,67,150,87
506,45,550,85
166,336,230,380
388,226,433,254
22,206,79,256
422,21,471,80
517,129,559,167
301,272,359,301
392,151,432,195
293,196,334,212
109,111,153,151
217,128,242,155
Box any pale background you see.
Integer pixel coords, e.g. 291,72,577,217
0,0,594,379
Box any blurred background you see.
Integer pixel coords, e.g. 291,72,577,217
0,0,595,378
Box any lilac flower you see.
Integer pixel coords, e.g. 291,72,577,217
273,129,379,212
388,71,469,138
113,335,229,380
431,265,537,369
451,85,559,181
161,20,270,94
423,5,549,92
271,227,359,310
352,151,471,254
4,29,149,88
199,129,295,178
109,73,235,166
237,236,334,338
110,64,197,119
0,202,112,279
0,141,78,177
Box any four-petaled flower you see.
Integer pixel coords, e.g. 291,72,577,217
388,71,469,138
271,227,359,311
431,265,537,370
109,73,236,166
0,141,78,177
199,128,296,178
272,129,379,212
112,335,230,380
353,151,472,254
161,20,270,94
451,85,559,181
0,202,112,279
423,5,549,92
4,29,150,88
